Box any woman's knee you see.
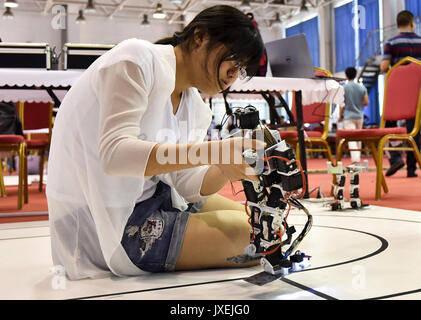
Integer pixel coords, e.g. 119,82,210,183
199,194,244,213
182,210,250,251
175,210,253,270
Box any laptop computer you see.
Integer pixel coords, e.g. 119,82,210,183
265,34,345,81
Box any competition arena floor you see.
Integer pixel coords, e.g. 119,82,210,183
1,200,421,300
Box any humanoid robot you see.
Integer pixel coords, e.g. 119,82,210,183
327,160,369,211
226,105,312,276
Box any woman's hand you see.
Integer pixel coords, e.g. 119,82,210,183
200,137,265,196
199,137,266,197
212,137,265,182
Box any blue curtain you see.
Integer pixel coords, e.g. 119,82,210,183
406,0,421,35
286,17,320,68
358,0,380,67
334,2,355,72
405,0,421,17
358,0,380,124
364,83,380,125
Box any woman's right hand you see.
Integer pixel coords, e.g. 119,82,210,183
210,137,266,182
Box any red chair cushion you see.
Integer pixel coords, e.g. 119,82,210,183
337,127,407,139
383,62,421,121
278,130,322,139
25,139,49,147
0,134,24,143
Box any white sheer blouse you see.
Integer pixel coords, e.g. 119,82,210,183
46,39,214,280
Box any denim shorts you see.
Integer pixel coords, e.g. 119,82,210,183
121,181,204,273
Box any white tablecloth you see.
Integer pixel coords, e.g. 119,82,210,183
0,68,84,103
228,76,345,106
0,89,69,103
0,71,345,106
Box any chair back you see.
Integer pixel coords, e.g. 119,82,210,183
291,102,328,125
19,102,53,144
381,57,421,134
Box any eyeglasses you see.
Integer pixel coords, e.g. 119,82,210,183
224,54,248,80
238,65,247,80
229,61,247,81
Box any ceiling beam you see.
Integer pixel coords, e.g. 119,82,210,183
42,0,54,14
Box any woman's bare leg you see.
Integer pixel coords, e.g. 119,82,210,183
198,193,245,213
175,194,257,270
175,209,258,270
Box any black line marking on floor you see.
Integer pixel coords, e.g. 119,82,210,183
280,277,338,300
71,224,389,300
310,213,421,224
70,277,248,300
244,224,389,300
365,288,421,300
297,225,389,273
0,211,48,216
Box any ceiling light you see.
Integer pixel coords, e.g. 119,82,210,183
4,0,18,8
153,3,166,19
140,14,150,27
272,12,282,27
240,0,251,11
300,0,308,12
75,9,86,24
170,0,183,4
84,0,96,13
2,6,13,19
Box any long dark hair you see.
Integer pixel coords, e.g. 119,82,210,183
155,5,264,78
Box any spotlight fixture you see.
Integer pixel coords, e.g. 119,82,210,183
152,3,166,19
140,14,150,27
300,0,308,12
2,6,13,19
240,0,251,11
4,0,18,8
84,0,96,13
272,12,282,27
75,9,86,24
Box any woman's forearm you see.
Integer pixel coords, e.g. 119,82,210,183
199,165,229,196
144,138,259,183
144,141,214,177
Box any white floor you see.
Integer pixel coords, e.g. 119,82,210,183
2,174,46,186
0,201,421,300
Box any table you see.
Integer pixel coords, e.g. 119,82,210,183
224,76,345,198
0,68,84,104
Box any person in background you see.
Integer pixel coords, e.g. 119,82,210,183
338,67,369,164
381,10,421,178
